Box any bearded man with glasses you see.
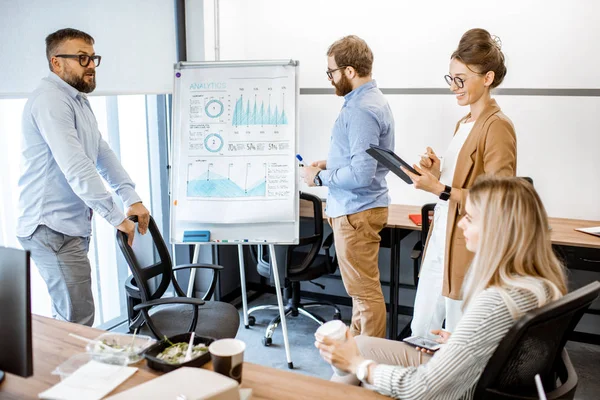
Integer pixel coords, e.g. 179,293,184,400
302,35,395,339
16,28,150,326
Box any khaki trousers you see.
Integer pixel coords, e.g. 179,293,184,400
329,207,388,338
331,336,432,386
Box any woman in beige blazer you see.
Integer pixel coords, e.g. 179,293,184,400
402,28,517,339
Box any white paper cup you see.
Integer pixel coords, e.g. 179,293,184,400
209,339,246,383
316,320,349,376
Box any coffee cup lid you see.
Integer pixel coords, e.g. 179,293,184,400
316,319,346,336
209,338,246,356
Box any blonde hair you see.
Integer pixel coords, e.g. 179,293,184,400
462,176,567,319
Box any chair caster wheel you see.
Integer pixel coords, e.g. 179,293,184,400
333,312,342,320
248,316,256,326
262,337,272,346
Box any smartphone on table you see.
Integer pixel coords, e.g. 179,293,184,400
402,335,442,352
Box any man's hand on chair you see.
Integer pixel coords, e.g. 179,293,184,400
117,218,136,247
126,202,150,235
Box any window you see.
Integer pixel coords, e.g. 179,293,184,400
0,94,167,328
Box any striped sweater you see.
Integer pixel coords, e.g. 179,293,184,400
372,287,541,400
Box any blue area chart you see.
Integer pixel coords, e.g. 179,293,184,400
232,95,288,126
187,170,266,198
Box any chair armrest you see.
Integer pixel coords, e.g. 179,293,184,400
321,232,338,273
546,349,578,399
410,241,423,260
172,263,224,271
132,297,206,311
172,264,221,301
322,232,335,251
410,249,422,260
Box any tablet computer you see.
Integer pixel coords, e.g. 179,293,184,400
366,144,420,184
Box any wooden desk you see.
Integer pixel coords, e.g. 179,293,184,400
301,202,600,248
300,201,421,230
300,202,600,339
1,315,386,400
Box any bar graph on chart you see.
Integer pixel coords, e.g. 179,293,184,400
232,93,288,127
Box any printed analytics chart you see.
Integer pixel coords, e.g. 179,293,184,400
173,64,296,224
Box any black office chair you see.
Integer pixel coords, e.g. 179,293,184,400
246,192,341,346
116,215,240,340
474,281,600,399
410,203,436,288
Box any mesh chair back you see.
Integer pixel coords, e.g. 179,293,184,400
286,192,324,273
116,215,173,303
475,281,600,397
252,192,327,279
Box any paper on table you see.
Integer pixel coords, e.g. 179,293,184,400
575,226,600,238
105,367,239,400
39,360,137,400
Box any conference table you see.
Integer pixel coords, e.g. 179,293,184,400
300,202,600,340
0,315,387,400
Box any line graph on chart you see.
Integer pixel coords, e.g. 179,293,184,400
186,159,267,198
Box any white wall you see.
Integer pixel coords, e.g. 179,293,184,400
0,0,177,96
198,0,600,220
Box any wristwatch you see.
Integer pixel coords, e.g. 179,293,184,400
313,171,322,187
356,359,375,383
439,184,452,201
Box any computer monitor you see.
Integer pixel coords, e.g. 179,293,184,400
0,247,33,382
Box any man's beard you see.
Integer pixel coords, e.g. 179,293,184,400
64,68,96,93
332,73,353,97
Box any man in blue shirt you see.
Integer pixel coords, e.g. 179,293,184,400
302,36,394,338
17,28,150,326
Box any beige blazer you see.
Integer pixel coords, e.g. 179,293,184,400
423,98,517,299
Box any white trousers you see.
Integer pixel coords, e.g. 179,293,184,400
411,203,463,339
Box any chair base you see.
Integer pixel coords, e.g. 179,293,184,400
247,300,341,346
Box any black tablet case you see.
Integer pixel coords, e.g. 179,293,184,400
366,144,420,184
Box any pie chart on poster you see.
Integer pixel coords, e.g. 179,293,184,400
205,99,224,118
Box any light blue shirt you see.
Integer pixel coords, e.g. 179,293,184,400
319,80,395,218
17,73,141,238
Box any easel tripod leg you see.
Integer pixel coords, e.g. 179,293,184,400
238,244,249,328
269,244,293,369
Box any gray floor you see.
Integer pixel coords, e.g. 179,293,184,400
236,293,600,399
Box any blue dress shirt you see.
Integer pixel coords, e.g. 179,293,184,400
17,73,141,238
319,80,395,218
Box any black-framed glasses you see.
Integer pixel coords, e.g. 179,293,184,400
326,65,350,80
55,54,102,67
444,73,484,89
444,75,467,88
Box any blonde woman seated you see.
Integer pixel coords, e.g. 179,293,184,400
315,176,567,400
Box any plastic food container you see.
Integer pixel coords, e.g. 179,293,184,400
51,352,128,381
143,332,215,372
86,332,156,364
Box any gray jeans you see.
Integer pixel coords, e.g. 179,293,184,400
18,225,95,326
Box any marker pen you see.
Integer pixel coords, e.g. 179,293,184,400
295,154,304,167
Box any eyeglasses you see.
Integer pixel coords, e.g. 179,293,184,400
444,74,482,89
55,54,102,67
326,66,350,80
